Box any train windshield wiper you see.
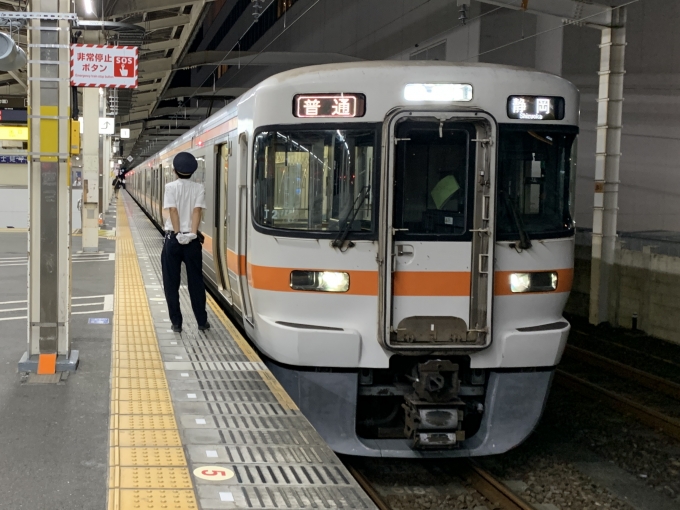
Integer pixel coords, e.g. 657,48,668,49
332,186,371,250
503,192,532,250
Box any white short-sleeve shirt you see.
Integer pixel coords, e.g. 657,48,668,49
163,178,206,232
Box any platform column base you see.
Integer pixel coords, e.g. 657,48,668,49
18,350,80,373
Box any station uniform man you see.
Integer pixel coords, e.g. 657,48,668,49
161,152,210,333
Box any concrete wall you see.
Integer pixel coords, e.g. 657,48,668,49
568,242,680,346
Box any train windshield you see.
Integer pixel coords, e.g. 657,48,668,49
497,125,577,241
253,128,376,233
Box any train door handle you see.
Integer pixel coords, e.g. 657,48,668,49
396,244,414,257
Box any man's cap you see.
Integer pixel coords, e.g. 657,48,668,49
173,152,198,176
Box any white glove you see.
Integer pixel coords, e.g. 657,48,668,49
176,232,197,245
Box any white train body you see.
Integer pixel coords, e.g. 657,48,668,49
128,61,579,457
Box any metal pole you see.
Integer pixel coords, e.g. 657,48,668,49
589,7,626,325
20,0,78,373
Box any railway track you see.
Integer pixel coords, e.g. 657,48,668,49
563,344,680,400
346,459,536,510
558,341,680,442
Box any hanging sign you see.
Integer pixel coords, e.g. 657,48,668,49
71,45,138,89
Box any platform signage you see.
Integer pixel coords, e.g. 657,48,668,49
193,466,235,481
71,44,138,89
507,96,565,121
0,155,27,164
0,96,27,108
99,118,115,135
0,125,28,140
0,109,27,123
293,94,366,118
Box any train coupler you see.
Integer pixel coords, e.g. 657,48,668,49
403,360,466,449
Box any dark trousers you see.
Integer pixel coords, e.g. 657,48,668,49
161,233,208,327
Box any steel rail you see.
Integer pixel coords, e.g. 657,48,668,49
564,344,680,401
344,464,393,510
570,330,680,371
345,459,537,510
555,369,680,441
464,460,537,510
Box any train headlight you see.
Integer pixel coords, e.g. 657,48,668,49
290,270,350,293
404,83,473,102
509,272,558,293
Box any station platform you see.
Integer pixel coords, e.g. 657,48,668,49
0,194,376,510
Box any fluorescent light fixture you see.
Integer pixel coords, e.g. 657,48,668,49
404,83,473,102
84,0,94,14
290,270,350,293
509,272,558,293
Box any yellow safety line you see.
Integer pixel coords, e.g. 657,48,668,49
207,297,299,411
108,197,198,510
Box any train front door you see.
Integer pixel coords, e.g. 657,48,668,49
380,112,496,351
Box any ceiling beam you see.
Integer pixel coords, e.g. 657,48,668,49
134,14,191,31
480,0,614,26
142,39,180,52
110,0,208,18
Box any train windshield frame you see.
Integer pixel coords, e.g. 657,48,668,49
496,124,578,242
252,124,380,239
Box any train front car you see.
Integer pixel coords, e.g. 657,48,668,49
242,61,578,457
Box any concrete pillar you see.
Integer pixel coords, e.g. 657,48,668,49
20,0,77,372
589,8,626,325
534,14,563,75
81,31,100,252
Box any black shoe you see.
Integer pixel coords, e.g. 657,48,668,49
171,324,182,333
198,321,211,331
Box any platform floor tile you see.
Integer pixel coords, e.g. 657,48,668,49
118,192,376,509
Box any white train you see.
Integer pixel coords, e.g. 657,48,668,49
127,61,578,457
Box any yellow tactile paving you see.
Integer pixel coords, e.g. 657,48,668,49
108,198,197,510
116,415,179,430
119,489,198,509
119,467,194,489
114,429,183,447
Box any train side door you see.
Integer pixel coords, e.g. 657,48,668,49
214,142,232,302
380,112,495,351
158,165,164,221
238,132,253,324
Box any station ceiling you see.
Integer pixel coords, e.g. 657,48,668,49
0,0,619,168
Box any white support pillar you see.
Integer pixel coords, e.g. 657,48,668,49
20,0,77,372
81,30,101,252
589,8,626,325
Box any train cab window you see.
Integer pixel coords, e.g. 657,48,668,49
497,126,577,240
393,119,474,237
253,128,377,234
